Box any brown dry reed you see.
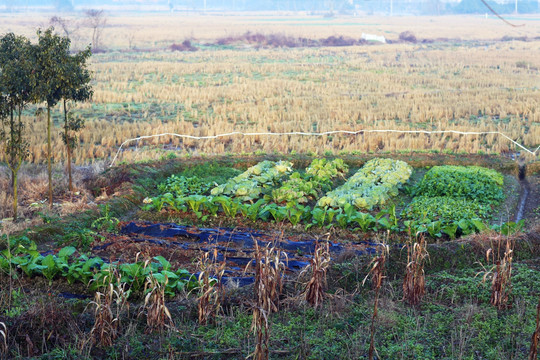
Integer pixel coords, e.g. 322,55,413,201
530,295,540,360
364,244,389,360
301,240,331,308
196,248,226,325
140,273,175,333
403,235,429,306
89,267,129,347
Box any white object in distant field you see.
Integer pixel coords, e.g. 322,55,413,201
361,33,386,43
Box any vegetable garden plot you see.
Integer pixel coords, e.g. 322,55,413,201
401,165,506,238
90,222,385,286
145,158,411,230
142,159,520,240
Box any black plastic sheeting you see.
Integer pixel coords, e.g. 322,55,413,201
37,222,388,292
105,222,386,287
34,222,391,300
120,222,382,256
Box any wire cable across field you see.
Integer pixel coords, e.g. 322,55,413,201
109,129,539,167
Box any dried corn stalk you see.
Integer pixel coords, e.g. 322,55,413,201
301,241,331,308
197,248,226,325
403,236,428,306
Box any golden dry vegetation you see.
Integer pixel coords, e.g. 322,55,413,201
0,13,539,165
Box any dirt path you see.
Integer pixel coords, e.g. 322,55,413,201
519,173,540,227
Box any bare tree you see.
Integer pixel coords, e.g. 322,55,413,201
50,16,75,39
50,15,81,49
84,9,107,53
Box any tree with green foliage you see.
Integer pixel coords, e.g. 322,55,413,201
33,28,72,208
0,33,33,220
58,46,93,191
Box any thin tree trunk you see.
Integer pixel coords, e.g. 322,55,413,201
12,106,23,220
47,106,52,208
12,168,18,221
64,100,73,191
9,107,15,190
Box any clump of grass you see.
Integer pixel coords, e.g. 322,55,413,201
140,273,175,333
252,240,286,314
197,248,225,326
301,240,331,308
403,235,428,306
12,295,82,357
89,267,129,347
530,296,540,360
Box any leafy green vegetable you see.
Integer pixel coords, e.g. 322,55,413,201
414,165,504,204
158,175,215,197
401,196,490,225
210,160,293,202
317,158,412,210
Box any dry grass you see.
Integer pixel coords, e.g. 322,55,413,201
196,249,226,326
10,296,83,357
89,268,129,347
0,163,100,220
301,240,331,308
530,296,540,360
403,235,428,306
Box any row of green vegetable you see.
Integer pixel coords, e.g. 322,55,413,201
145,158,412,227
0,242,198,298
317,158,412,210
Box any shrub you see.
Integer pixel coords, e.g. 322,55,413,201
399,31,417,43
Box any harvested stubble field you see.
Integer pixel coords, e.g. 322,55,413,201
0,14,539,165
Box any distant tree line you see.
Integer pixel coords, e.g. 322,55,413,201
0,0,538,14
0,28,93,220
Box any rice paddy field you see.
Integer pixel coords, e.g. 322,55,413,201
1,12,540,360
0,13,539,163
